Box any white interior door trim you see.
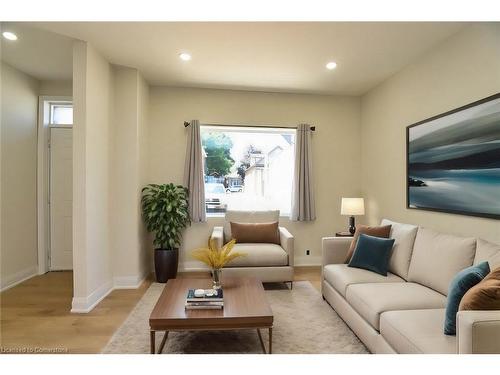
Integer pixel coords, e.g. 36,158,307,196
37,95,72,274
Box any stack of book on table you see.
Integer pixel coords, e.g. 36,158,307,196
185,288,224,310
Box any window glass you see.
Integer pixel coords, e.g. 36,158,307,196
201,126,296,216
50,104,73,125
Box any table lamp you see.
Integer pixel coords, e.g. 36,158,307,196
341,198,365,234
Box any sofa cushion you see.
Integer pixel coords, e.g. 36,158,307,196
225,243,287,267
380,309,456,354
381,219,418,280
474,239,500,269
223,210,280,240
408,227,476,295
348,234,395,276
323,264,404,297
230,221,280,244
346,282,447,330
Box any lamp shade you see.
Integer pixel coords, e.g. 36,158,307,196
341,198,365,216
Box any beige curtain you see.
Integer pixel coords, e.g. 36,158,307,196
183,120,206,223
291,124,316,221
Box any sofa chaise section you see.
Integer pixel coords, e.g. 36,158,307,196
321,220,500,354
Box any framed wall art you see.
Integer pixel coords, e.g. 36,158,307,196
407,93,500,219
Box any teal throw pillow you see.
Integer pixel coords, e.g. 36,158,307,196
444,261,490,335
348,233,395,276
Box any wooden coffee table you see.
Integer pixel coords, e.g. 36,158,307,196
149,277,274,354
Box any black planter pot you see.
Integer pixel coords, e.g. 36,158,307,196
154,248,179,283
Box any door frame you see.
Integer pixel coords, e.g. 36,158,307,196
37,95,72,274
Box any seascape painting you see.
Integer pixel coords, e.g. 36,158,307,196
407,94,500,219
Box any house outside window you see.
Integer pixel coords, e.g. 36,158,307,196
200,126,296,216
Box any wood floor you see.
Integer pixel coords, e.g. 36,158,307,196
0,266,321,353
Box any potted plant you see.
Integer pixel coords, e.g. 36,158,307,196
141,183,190,282
192,238,245,289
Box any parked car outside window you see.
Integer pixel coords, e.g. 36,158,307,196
205,183,228,213
226,184,243,193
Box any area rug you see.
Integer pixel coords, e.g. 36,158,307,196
102,281,368,354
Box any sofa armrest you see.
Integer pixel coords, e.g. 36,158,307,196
322,237,351,267
279,227,294,266
457,310,500,354
211,226,224,249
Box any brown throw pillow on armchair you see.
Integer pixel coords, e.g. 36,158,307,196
230,221,280,244
344,224,392,263
459,266,500,311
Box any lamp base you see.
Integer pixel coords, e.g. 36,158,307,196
348,216,356,234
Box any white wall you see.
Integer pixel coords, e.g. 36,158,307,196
109,65,150,288
1,62,39,290
148,87,361,268
72,41,114,311
137,72,151,278
361,23,500,243
39,80,72,96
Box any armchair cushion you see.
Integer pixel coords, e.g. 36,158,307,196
230,221,280,244
225,243,288,267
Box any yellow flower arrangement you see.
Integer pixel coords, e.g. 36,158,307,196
192,238,246,269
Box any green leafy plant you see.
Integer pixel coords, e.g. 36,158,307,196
141,183,190,249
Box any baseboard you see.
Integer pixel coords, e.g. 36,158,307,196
0,265,38,292
71,272,148,313
71,280,113,313
294,256,322,267
113,273,147,289
179,266,210,273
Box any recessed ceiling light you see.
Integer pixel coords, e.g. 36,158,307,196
326,61,337,70
2,31,18,41
179,53,192,61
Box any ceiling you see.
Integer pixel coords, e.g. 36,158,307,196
4,22,467,94
1,22,73,81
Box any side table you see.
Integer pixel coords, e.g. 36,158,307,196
335,231,354,237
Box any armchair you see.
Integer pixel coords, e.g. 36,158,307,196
211,210,294,287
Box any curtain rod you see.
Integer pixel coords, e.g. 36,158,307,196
183,121,315,132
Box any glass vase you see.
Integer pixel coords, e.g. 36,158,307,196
212,268,222,290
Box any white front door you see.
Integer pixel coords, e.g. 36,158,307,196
49,127,73,270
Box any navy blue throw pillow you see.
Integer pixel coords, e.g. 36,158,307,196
444,261,490,335
348,234,395,276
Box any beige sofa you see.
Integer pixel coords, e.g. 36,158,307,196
321,219,500,354
211,210,294,286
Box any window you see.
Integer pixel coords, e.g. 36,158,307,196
201,125,296,216
49,102,73,125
